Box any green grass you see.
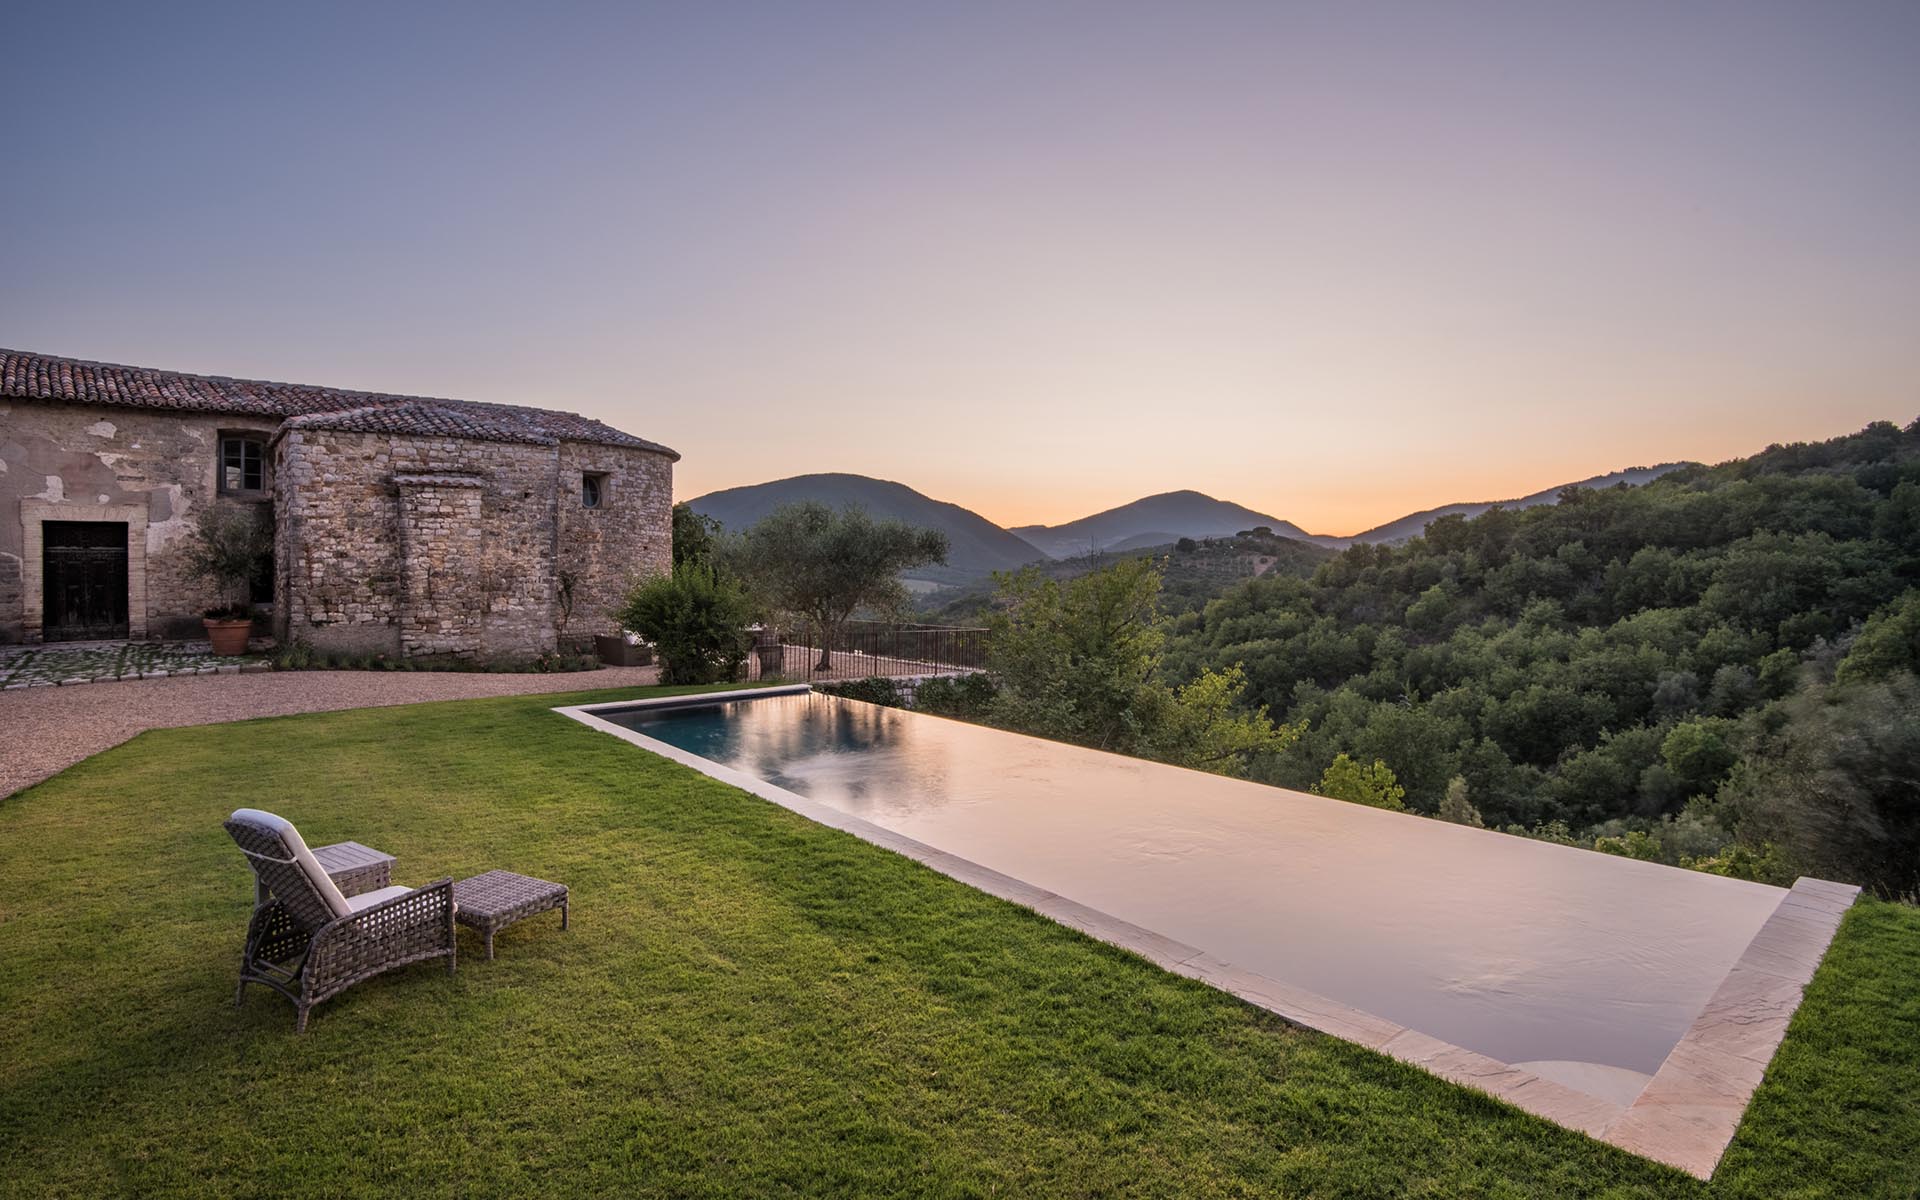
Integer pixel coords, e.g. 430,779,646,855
1,685,1914,1199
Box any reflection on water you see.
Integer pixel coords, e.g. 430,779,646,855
605,692,1786,1094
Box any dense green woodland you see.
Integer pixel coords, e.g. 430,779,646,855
1159,420,1920,894
919,526,1334,624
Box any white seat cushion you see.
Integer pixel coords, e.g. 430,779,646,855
344,884,415,912
230,807,352,918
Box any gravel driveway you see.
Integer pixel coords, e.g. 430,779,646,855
0,666,660,799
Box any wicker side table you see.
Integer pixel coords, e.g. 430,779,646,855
452,870,569,959
254,840,395,905
313,842,396,897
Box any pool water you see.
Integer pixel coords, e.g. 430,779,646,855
601,691,1786,1105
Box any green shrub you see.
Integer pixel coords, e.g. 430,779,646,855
616,564,753,685
533,649,599,673
269,640,598,674
817,676,905,707
913,672,998,719
272,639,318,670
1592,828,1663,861
1316,753,1407,810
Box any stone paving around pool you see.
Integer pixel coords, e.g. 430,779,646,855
0,641,270,688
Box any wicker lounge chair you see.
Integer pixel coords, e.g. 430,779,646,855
225,808,455,1032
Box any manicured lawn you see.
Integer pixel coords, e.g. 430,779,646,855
0,685,1914,1199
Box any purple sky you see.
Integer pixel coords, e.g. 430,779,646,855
4,1,1917,533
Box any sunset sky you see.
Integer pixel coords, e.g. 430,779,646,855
4,1,1916,535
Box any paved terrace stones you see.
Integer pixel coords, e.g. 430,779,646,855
0,640,265,688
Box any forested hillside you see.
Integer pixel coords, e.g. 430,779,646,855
1341,463,1686,544
921,527,1335,623
1164,420,1920,893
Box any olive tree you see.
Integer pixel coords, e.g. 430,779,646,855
181,504,273,618
731,503,948,670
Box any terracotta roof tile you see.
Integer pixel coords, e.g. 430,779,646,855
280,402,554,446
0,348,677,458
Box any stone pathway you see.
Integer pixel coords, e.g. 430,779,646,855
0,640,267,688
0,664,660,799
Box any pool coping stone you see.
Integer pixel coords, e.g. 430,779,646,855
556,688,1858,1181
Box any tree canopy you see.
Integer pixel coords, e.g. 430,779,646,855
986,558,1297,777
733,502,948,668
1316,754,1407,810
671,501,723,570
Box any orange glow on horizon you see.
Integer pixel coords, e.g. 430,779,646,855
671,406,1902,539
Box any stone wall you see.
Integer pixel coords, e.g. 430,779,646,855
554,441,674,642
273,428,402,654
0,399,277,642
396,475,487,656
276,428,569,658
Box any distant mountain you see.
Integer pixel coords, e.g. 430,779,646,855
1343,464,1691,545
688,465,1695,584
687,473,1045,584
1013,491,1335,559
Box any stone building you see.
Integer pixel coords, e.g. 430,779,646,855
0,349,676,657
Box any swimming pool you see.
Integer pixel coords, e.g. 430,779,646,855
561,687,1855,1175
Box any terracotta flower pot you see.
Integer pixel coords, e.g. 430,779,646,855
203,617,253,656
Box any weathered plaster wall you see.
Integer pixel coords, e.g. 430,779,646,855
276,429,563,658
554,441,674,642
0,399,276,642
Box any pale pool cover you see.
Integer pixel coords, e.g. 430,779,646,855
606,692,1784,1106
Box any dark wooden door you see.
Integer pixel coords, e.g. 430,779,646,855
42,521,129,640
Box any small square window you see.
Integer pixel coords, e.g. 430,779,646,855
219,435,266,494
582,472,609,509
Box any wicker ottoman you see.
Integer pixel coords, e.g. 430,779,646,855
452,870,569,959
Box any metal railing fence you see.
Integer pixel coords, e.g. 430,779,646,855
747,618,988,682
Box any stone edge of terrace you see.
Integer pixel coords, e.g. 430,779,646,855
1603,875,1860,1178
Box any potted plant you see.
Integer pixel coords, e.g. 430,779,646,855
182,505,273,656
